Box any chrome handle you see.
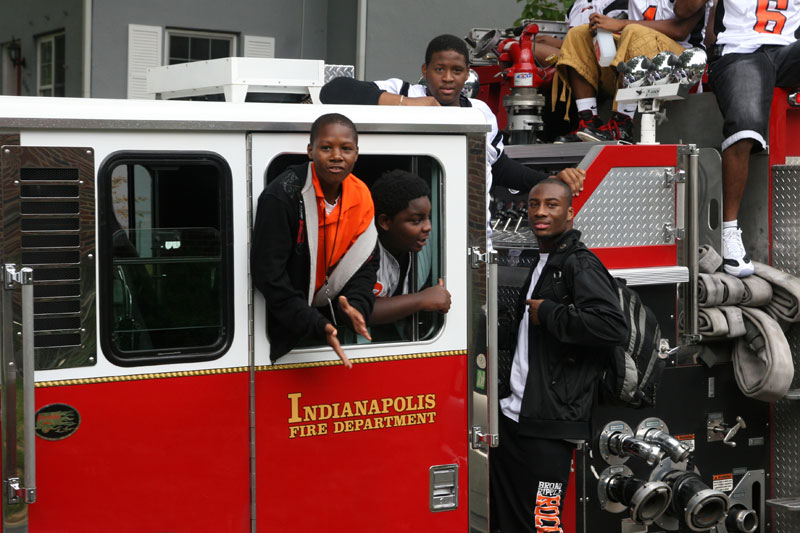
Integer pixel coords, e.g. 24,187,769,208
486,251,499,447
5,265,36,504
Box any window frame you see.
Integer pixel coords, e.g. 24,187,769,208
98,151,235,367
165,28,237,65
36,31,65,97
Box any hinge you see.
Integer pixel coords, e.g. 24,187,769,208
663,223,685,242
471,425,498,449
664,168,685,187
469,247,497,269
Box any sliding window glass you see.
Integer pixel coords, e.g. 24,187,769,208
99,152,233,366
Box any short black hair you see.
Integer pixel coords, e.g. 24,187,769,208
531,178,573,206
371,170,431,220
425,34,469,66
309,113,358,145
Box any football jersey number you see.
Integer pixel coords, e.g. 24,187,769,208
643,6,657,20
754,0,788,34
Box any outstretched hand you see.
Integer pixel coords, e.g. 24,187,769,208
554,168,585,196
339,295,372,341
323,323,352,369
420,278,452,313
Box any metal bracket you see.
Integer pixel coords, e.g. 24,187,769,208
6,477,21,505
469,247,497,269
5,264,33,289
663,223,685,242
471,425,498,449
664,168,686,187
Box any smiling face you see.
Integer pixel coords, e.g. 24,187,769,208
528,182,574,252
307,122,359,201
377,196,432,256
421,49,469,107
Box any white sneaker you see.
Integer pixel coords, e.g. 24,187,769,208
722,226,755,277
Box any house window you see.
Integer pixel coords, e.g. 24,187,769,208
166,30,235,65
37,32,65,96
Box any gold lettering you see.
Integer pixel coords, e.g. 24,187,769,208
333,421,345,434
319,403,333,420
426,412,436,423
394,397,407,412
381,398,393,412
341,402,354,418
368,399,381,415
354,400,367,416
425,393,436,409
303,405,318,422
288,392,303,423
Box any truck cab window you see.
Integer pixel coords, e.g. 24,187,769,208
99,153,233,365
264,154,445,347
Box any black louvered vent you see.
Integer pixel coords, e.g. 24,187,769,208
20,167,82,349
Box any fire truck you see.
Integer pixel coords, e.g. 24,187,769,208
0,23,798,532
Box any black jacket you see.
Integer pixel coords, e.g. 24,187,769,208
508,230,627,440
251,162,378,361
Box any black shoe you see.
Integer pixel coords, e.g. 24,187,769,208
554,110,603,143
578,112,634,142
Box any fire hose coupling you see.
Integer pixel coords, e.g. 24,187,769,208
598,465,672,525
656,469,730,532
598,421,665,466
726,504,758,533
636,417,691,463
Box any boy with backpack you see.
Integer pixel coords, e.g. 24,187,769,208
491,178,627,533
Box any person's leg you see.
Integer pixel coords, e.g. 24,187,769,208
490,415,575,533
709,49,775,276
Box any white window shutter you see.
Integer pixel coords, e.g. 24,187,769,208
127,24,162,99
244,35,275,58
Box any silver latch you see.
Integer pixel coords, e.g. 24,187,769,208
469,247,496,269
471,425,499,449
664,168,685,187
5,264,33,289
429,464,459,512
6,477,21,504
663,223,685,242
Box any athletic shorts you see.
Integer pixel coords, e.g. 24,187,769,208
490,415,576,533
709,40,800,152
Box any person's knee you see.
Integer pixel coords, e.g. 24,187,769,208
562,24,592,48
620,24,650,39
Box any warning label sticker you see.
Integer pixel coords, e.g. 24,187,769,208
712,473,734,492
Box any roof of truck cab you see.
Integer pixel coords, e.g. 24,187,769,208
0,95,491,134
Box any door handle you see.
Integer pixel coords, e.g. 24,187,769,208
5,265,36,504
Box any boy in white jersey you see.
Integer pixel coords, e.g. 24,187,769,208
553,0,707,143
490,179,626,533
685,0,800,277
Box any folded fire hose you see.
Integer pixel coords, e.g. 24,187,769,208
698,244,724,274
753,261,800,323
698,306,747,339
733,307,794,402
698,273,746,307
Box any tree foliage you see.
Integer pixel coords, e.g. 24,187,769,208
515,0,574,23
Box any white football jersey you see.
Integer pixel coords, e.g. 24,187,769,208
716,0,800,55
569,0,628,27
628,0,709,48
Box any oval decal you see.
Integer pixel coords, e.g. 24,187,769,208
35,403,80,441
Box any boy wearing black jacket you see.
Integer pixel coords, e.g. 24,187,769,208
491,179,627,533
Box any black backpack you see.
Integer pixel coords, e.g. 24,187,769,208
551,243,666,409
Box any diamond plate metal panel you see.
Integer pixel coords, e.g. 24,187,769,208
575,167,674,248
324,64,355,84
770,164,800,533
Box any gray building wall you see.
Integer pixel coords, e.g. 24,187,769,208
90,0,328,98
0,0,84,97
363,0,525,81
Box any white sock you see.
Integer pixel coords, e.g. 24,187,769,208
723,220,738,230
576,97,597,115
617,103,637,118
